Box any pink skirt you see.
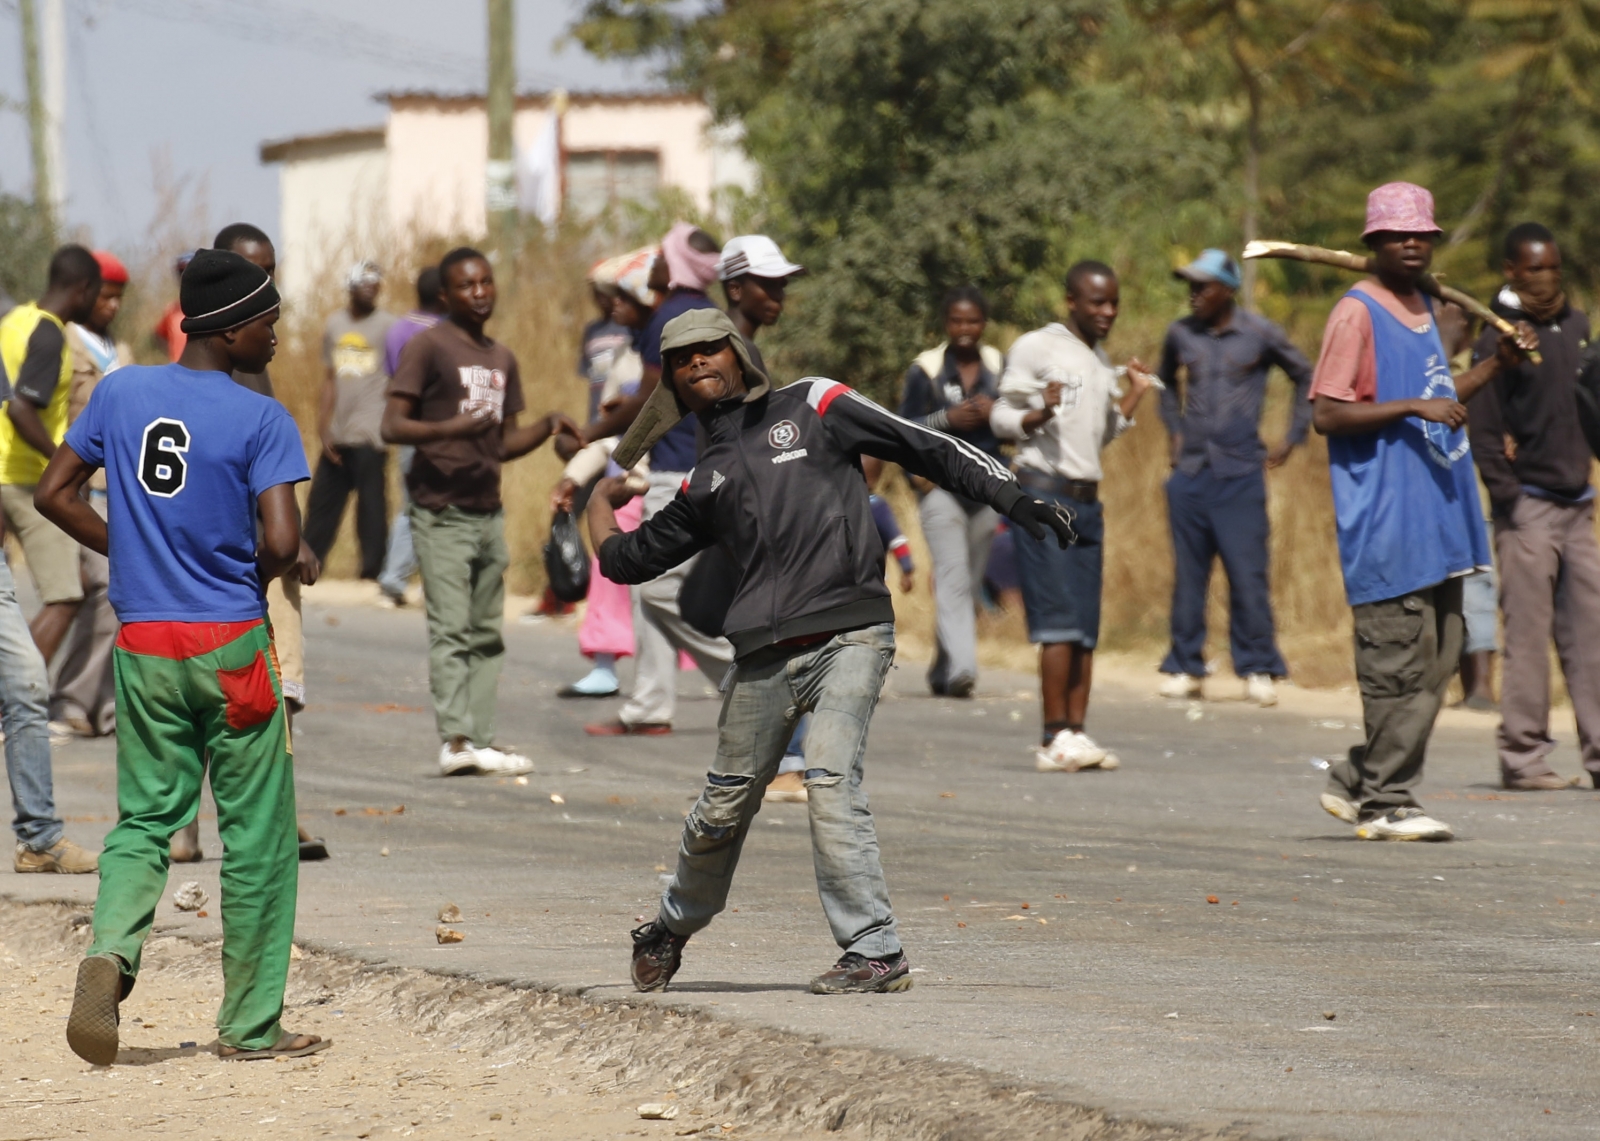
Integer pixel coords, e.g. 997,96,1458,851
577,495,641,659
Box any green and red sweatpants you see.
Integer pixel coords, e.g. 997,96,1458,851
88,618,298,1050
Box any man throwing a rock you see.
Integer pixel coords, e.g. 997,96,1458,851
591,309,1073,994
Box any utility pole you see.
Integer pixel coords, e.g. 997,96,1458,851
485,0,517,258
42,0,66,224
18,0,55,237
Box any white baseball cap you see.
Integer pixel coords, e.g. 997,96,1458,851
346,259,383,288
716,235,805,282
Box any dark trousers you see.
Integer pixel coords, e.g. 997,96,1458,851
1326,577,1463,817
1160,466,1286,678
304,445,388,579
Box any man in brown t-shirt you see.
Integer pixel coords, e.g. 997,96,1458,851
384,246,576,776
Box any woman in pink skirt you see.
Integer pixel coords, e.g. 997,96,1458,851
553,248,657,697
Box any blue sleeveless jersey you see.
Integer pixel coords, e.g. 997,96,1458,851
1326,290,1491,606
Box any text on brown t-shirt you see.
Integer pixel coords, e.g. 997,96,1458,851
387,321,526,512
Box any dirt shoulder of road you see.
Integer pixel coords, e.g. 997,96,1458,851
1,900,1244,1141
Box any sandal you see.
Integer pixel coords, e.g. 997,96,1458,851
218,1032,331,1061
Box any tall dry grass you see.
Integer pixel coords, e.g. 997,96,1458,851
116,211,1455,691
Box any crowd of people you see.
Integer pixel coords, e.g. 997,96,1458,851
2,176,1592,1063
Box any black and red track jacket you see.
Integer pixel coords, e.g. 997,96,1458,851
598,377,1024,659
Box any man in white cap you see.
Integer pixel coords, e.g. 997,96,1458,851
717,235,804,378
304,260,397,581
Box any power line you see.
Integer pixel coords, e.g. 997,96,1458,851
67,0,130,237
102,0,569,89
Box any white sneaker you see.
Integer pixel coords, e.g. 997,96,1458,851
472,745,535,775
1035,730,1117,773
1319,791,1359,823
1245,674,1278,706
1355,806,1453,842
1159,674,1204,700
439,738,477,776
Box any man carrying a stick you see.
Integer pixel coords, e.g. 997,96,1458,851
1309,182,1536,841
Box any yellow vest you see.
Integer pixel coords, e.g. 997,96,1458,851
0,303,73,485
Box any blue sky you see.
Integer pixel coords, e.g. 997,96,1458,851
0,0,652,254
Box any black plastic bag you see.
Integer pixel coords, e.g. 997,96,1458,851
544,510,591,603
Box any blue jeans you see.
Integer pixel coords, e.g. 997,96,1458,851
377,447,416,598
778,712,810,775
0,553,60,850
1462,567,1498,654
1014,494,1103,646
659,623,900,957
1161,466,1287,678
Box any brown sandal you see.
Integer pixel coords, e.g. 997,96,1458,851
218,1033,331,1061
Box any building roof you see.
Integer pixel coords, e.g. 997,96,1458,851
376,88,694,108
260,126,386,165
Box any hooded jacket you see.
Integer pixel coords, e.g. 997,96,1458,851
598,376,1025,658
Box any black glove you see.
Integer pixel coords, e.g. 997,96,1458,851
1008,496,1077,549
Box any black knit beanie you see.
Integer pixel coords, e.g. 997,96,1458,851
179,249,280,335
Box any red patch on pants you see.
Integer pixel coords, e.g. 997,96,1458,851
217,652,280,729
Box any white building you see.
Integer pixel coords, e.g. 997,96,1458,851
259,90,756,304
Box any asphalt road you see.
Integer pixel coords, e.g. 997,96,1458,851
11,593,1600,1141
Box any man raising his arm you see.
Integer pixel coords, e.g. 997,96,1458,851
595,309,1074,995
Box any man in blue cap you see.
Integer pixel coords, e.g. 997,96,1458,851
1156,249,1314,706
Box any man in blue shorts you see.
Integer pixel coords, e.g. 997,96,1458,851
38,248,326,1063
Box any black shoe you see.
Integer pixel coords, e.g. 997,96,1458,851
630,920,690,992
299,838,329,861
809,951,913,994
946,675,975,699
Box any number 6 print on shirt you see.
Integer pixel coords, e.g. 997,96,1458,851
139,418,190,497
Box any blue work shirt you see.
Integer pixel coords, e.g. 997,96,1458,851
1157,309,1314,479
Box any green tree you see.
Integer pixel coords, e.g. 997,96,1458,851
1138,0,1424,300
577,0,1231,397
0,192,54,305
1447,0,1600,252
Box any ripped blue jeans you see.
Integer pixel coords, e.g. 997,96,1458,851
659,622,900,958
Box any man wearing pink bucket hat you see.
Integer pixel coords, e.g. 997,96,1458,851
1307,181,1538,842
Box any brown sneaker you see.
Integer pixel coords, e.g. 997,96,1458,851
1503,771,1579,791
765,770,809,803
585,721,671,737
630,920,690,992
809,951,913,994
15,838,99,874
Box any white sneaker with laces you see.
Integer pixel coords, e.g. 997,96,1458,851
439,738,478,776
1355,806,1453,841
1036,730,1117,773
1159,674,1204,700
472,745,535,775
1245,674,1278,706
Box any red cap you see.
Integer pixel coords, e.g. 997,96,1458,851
92,250,129,285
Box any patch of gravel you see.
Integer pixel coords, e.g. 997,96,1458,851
1,898,1249,1140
